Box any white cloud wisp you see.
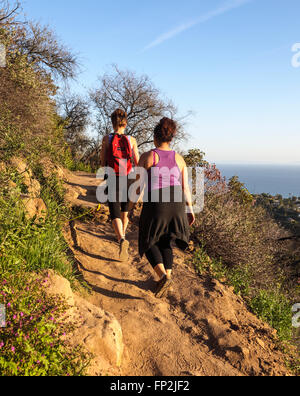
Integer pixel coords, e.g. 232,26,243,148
143,0,252,52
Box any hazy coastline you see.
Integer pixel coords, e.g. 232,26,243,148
216,163,300,197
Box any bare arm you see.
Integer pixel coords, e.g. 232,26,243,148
182,166,194,212
176,154,195,225
128,152,149,211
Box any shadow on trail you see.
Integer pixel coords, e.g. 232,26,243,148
65,180,98,190
69,221,119,263
76,227,117,243
68,221,153,299
85,280,145,301
73,173,97,179
78,264,157,294
75,252,146,301
79,245,120,263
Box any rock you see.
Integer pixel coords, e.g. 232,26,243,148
43,270,75,308
98,214,109,222
189,279,239,326
21,196,47,220
73,296,123,369
9,157,41,197
38,157,70,180
64,185,80,201
64,185,87,203
8,180,17,190
257,339,266,349
55,165,66,179
206,316,241,350
240,347,250,359
26,178,41,197
38,158,54,178
42,270,124,373
19,171,40,196
10,157,29,175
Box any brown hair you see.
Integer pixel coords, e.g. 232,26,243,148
111,109,128,130
154,117,177,143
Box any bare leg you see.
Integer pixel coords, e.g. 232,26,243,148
153,263,167,280
166,270,172,279
112,218,124,242
121,212,129,238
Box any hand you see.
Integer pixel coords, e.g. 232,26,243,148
187,212,196,227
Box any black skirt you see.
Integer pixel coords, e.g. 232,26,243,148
138,186,190,258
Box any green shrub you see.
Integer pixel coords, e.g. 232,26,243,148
193,192,283,291
0,169,75,284
228,176,255,207
68,161,93,173
249,290,293,341
193,247,251,297
0,166,90,375
0,5,91,375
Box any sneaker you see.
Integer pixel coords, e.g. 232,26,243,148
155,276,173,298
119,239,129,262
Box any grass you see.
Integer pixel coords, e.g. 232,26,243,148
193,247,251,297
0,165,90,376
63,155,93,173
193,246,293,342
0,169,76,284
249,290,293,342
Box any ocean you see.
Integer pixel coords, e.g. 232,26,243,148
216,164,300,198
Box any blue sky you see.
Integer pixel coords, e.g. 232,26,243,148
22,0,300,164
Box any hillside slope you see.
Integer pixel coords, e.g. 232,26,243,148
64,171,292,376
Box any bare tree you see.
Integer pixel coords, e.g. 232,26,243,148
0,1,20,25
81,137,103,171
0,0,79,160
58,93,91,158
17,22,78,80
90,65,189,151
0,2,78,80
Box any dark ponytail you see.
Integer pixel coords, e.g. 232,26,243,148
111,109,128,130
154,117,177,143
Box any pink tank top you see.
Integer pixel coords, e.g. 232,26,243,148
148,149,182,191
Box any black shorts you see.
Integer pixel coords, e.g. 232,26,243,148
107,176,134,220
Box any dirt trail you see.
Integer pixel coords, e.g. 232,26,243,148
64,171,291,376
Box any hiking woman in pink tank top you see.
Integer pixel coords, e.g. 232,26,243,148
136,118,195,298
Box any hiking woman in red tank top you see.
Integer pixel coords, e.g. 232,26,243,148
100,109,140,261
